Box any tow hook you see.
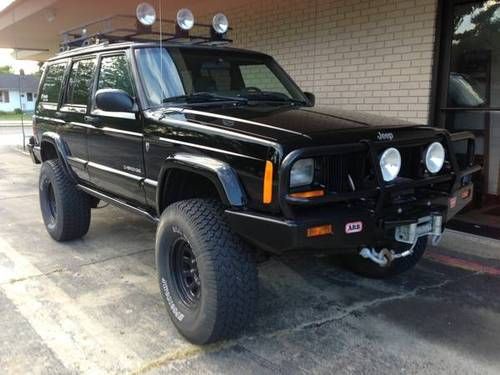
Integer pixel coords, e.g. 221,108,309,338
359,247,392,267
359,244,417,267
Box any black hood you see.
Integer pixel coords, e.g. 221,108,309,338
146,104,432,149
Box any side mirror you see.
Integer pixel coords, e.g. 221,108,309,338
95,88,135,113
304,92,315,106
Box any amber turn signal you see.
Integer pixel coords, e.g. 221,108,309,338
263,160,273,204
306,224,333,237
290,189,325,199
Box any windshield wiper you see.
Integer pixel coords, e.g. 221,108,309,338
241,92,307,105
163,92,248,104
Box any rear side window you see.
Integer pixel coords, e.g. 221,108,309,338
40,63,67,103
65,58,96,106
97,54,133,96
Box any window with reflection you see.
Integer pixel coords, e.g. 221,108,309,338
65,58,96,106
97,55,134,96
445,0,500,198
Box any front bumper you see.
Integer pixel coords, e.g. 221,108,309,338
225,184,474,254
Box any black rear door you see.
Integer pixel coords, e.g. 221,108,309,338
87,51,146,205
57,56,96,181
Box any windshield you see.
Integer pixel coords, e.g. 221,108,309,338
135,47,308,107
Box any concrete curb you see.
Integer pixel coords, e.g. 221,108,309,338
431,229,500,260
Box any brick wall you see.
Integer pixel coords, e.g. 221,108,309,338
196,0,438,124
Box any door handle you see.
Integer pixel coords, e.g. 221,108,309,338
84,115,101,125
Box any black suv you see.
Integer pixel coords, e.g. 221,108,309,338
29,40,479,344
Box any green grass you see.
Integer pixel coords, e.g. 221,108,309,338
0,112,33,122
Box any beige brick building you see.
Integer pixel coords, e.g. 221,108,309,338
193,0,439,124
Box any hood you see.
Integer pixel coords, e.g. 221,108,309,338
147,104,431,148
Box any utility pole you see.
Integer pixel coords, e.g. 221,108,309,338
18,68,26,151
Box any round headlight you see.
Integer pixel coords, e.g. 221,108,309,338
290,158,314,188
177,8,195,31
212,13,229,34
425,142,445,173
136,2,156,26
379,147,401,182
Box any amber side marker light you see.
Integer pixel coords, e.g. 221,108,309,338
290,189,325,199
263,161,273,204
307,224,333,238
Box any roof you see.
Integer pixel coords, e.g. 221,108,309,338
0,73,40,92
49,41,270,62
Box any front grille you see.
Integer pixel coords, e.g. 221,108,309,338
316,151,369,193
399,145,425,179
313,140,449,194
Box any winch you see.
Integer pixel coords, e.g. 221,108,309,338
359,215,443,267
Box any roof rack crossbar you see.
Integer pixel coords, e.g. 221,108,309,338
59,14,232,51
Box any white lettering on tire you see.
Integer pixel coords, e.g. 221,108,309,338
161,277,184,321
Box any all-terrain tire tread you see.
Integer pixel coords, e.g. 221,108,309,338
40,160,91,241
165,199,258,343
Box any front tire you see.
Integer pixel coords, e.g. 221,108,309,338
344,236,428,278
39,159,91,241
156,199,258,345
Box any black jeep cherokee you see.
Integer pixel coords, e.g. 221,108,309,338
28,41,480,344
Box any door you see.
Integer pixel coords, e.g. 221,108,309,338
87,52,146,205
435,0,500,235
58,56,97,181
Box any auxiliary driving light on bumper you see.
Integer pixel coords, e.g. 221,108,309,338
379,147,401,182
425,142,445,173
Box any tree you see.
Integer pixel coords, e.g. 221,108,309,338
0,65,13,74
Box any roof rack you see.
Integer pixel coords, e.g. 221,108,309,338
60,14,232,51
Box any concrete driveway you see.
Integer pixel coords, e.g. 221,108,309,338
1,145,499,375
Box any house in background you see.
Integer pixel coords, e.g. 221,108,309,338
0,73,40,112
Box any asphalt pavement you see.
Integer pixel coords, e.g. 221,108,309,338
0,145,499,374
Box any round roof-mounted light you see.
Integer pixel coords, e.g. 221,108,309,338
212,13,229,34
136,2,156,26
177,8,195,30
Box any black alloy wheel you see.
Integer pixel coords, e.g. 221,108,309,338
171,238,201,307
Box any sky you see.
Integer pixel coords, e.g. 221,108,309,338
0,48,40,74
0,0,14,12
0,1,39,74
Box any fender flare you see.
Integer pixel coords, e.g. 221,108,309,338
40,132,77,183
156,153,247,213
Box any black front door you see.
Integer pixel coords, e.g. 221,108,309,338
87,52,146,205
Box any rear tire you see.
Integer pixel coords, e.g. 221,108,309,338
344,236,428,278
39,159,91,241
156,199,258,344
